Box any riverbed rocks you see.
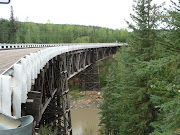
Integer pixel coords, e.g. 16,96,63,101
70,91,103,109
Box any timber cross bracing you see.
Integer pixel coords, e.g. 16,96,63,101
0,43,122,135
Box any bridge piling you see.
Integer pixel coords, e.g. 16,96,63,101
79,63,100,91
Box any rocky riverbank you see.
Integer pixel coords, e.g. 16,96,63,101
70,91,103,109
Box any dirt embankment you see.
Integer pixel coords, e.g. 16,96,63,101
70,91,103,109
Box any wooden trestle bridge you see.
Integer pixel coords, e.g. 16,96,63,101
0,43,122,135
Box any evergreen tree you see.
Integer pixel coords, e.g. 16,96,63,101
124,0,162,133
100,0,163,134
126,0,163,61
9,6,18,43
0,19,10,43
99,56,121,134
149,1,180,134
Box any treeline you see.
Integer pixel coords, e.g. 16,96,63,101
0,7,128,44
100,0,180,135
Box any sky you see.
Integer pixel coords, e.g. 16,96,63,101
0,0,177,29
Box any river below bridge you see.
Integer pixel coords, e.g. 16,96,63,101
71,108,101,135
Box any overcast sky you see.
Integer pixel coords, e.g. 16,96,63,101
0,0,177,29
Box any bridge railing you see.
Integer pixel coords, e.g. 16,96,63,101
0,43,123,49
0,43,123,118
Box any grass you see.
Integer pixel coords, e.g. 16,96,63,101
69,89,84,100
38,125,56,135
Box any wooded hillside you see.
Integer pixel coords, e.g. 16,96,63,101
0,7,128,44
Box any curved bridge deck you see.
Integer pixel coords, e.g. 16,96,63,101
0,48,45,74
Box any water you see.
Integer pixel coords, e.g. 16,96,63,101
71,108,101,135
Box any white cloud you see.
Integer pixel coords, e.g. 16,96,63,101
0,0,178,29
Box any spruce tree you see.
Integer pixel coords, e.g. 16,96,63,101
100,0,163,134
9,6,18,43
149,1,180,134
121,0,162,134
126,0,163,61
121,1,164,134
99,55,123,135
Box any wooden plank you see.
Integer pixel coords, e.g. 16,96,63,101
25,98,41,123
28,91,41,99
41,89,57,116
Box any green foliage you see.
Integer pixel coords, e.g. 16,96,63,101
98,125,106,135
73,36,90,43
149,1,180,134
0,16,129,43
100,0,180,135
39,125,56,135
0,19,10,43
69,89,84,100
9,6,19,43
99,54,122,134
99,59,114,88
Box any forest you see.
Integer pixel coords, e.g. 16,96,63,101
99,0,180,135
0,6,128,44
0,0,179,135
